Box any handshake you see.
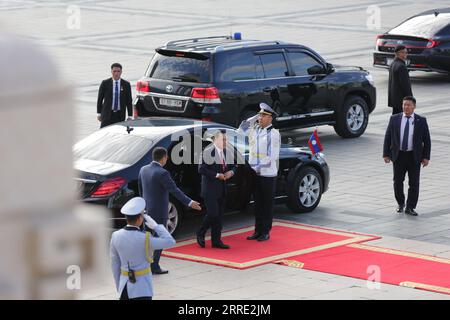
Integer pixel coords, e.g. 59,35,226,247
216,170,234,181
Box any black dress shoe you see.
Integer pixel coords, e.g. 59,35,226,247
405,208,418,216
212,242,230,249
396,204,405,213
152,269,169,275
246,233,260,240
196,234,205,248
257,234,270,241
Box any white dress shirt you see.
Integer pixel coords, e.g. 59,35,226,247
400,112,414,151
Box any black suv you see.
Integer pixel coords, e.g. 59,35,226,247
134,35,376,138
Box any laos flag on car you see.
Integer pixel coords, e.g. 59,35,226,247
308,129,323,155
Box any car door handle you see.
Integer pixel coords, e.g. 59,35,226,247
263,87,275,93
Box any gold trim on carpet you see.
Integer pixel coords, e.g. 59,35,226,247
400,281,450,295
164,221,377,269
348,243,450,265
274,260,304,269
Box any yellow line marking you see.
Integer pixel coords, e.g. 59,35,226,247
348,243,450,264
400,282,450,295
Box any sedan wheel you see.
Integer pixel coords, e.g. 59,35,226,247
167,201,181,235
299,173,321,208
287,166,323,213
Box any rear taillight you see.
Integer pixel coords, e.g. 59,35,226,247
191,87,221,104
376,35,384,49
91,177,126,198
136,80,150,93
426,39,441,48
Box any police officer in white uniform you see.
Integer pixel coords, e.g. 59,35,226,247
110,197,176,300
238,103,281,241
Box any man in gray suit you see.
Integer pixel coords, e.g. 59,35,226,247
138,147,201,274
110,197,176,300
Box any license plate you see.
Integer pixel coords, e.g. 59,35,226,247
386,58,410,66
159,98,182,108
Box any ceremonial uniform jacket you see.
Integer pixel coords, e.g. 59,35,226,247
238,115,280,177
110,224,175,298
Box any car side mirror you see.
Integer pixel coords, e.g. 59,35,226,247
307,64,326,75
326,63,334,74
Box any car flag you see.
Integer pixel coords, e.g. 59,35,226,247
308,129,323,155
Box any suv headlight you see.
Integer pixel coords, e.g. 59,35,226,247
365,74,374,86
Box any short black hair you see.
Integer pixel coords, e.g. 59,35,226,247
212,129,227,140
403,96,416,105
394,45,406,53
152,147,168,162
126,214,141,225
111,63,122,70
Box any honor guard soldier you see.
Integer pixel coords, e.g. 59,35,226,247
238,103,281,241
110,197,176,300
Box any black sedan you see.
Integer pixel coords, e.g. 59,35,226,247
373,8,450,74
73,118,330,234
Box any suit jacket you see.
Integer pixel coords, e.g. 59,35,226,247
97,77,133,126
138,162,191,223
383,113,431,164
199,144,236,200
388,58,413,110
110,225,175,298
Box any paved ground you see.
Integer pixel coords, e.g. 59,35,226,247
3,0,450,300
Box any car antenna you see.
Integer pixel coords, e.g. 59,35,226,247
126,125,134,134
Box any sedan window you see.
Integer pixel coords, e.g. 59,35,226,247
389,13,450,38
73,131,153,165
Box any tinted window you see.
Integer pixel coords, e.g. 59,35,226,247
389,13,450,38
215,51,256,81
259,53,289,78
149,53,210,83
73,131,153,165
288,52,322,76
436,23,450,36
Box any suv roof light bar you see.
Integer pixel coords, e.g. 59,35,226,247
215,40,284,52
165,35,235,48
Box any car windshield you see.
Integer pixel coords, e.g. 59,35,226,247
73,130,153,165
389,13,450,38
148,52,211,83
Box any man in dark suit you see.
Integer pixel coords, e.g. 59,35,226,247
197,130,237,249
383,96,431,216
97,63,133,128
138,147,201,274
388,45,413,115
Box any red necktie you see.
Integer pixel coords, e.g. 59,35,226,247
220,151,226,172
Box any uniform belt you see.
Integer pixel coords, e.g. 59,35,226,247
121,267,151,277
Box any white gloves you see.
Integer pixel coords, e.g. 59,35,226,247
144,214,158,229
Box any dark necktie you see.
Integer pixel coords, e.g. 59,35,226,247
401,116,411,151
113,81,119,111
220,150,226,172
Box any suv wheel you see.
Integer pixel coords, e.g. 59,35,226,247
287,166,323,213
334,95,369,138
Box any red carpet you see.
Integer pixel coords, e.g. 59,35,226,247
276,243,450,295
163,220,378,269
